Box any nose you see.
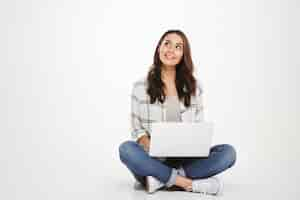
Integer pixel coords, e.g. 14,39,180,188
167,44,175,52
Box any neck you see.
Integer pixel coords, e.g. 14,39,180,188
161,65,176,82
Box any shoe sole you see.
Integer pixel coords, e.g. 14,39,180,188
145,176,155,194
146,176,165,194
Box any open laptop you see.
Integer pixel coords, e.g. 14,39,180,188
149,122,214,157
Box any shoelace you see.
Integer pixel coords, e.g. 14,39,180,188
201,182,209,195
193,181,210,196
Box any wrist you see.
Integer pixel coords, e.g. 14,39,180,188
137,134,148,144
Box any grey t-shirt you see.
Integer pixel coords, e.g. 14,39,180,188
165,95,181,122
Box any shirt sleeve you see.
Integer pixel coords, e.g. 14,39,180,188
130,84,148,142
194,82,205,122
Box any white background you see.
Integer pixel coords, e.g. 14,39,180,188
0,0,299,199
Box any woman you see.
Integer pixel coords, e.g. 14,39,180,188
119,30,236,195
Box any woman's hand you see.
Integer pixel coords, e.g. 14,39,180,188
137,134,150,152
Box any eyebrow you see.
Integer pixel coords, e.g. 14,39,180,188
164,39,183,46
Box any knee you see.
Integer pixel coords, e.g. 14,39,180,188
222,144,237,168
118,140,136,163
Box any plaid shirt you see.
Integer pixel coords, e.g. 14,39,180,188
130,77,204,141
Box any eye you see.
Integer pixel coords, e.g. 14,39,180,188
176,45,182,50
164,41,169,46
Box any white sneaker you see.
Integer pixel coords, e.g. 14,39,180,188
190,176,223,196
145,176,165,194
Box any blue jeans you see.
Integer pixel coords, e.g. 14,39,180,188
119,141,236,187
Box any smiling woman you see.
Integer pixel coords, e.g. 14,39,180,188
159,34,184,68
148,30,197,107
119,30,237,195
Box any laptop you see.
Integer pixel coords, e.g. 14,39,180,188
149,122,214,157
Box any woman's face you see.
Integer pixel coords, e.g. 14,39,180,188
158,33,184,68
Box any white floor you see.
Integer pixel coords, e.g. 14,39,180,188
107,174,299,200
1,146,299,200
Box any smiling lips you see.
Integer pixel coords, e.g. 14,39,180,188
165,53,175,60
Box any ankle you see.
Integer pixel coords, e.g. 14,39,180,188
175,175,192,189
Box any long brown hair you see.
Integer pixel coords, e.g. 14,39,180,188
146,30,198,108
